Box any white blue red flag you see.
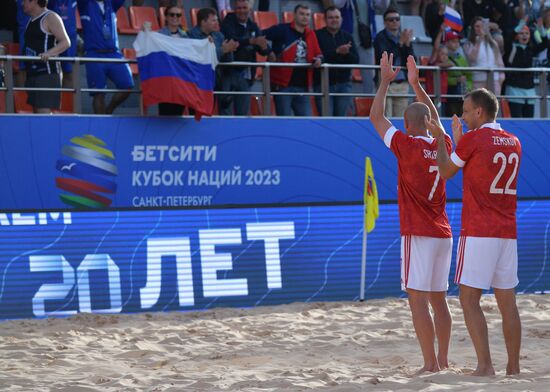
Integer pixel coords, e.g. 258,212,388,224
133,31,218,117
443,6,463,32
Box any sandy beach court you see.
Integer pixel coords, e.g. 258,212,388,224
0,294,549,391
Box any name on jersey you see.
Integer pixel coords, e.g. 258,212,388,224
492,136,516,146
423,149,438,159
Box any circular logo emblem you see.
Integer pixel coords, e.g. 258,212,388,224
55,134,117,208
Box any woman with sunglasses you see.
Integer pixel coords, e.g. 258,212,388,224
158,2,188,115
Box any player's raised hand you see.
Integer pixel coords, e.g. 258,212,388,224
424,115,445,138
451,114,464,144
380,52,400,84
406,55,419,86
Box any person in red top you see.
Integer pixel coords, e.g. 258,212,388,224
370,52,453,374
426,88,522,376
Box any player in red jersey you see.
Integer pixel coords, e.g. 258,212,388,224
370,52,453,374
425,88,522,376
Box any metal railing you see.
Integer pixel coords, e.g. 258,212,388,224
1,54,549,117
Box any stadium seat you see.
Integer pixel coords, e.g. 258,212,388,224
190,8,199,27
354,97,374,117
313,12,326,30
129,6,160,31
401,16,432,43
3,42,20,73
282,11,294,24
501,98,511,118
159,7,188,29
122,48,139,76
53,92,75,114
352,68,363,83
310,96,319,116
419,55,429,85
250,96,276,115
0,91,5,113
14,91,33,113
253,11,278,30
76,8,82,32
116,7,138,34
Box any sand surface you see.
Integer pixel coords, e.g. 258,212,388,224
0,294,549,391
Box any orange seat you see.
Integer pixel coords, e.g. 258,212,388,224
310,96,319,116
253,11,278,30
313,12,326,30
190,8,199,27
354,97,374,117
129,6,160,31
122,48,139,76
352,68,363,83
14,91,33,113
419,55,430,84
0,91,5,113
3,42,20,72
282,11,294,24
159,7,188,29
501,98,511,118
53,92,75,114
76,8,83,31
116,7,138,34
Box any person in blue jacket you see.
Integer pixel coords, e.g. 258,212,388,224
77,0,134,114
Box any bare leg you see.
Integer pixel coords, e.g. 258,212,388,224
494,288,521,375
429,291,452,369
408,288,440,374
459,285,495,376
106,91,130,114
93,94,106,114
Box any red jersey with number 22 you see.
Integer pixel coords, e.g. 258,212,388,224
450,123,521,239
385,126,452,238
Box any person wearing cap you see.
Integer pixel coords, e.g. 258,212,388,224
504,20,547,117
444,30,472,117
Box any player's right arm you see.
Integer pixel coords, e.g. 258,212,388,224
370,51,400,140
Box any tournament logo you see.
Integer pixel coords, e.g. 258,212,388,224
55,135,118,208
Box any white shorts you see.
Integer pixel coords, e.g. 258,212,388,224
454,236,518,290
401,235,453,292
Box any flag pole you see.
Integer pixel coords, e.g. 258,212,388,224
360,215,367,301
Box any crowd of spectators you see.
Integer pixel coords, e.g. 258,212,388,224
2,0,550,117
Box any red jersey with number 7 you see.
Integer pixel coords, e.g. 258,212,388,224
384,126,452,238
450,123,521,239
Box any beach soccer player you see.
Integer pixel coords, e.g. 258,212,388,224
369,52,453,374
425,88,522,376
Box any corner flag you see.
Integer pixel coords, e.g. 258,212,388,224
363,157,379,233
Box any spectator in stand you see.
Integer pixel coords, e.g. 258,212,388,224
16,0,30,86
262,4,323,116
504,21,547,117
157,2,188,116
0,44,6,88
188,8,239,114
425,0,445,44
49,0,77,88
77,0,134,114
373,8,415,117
426,44,453,115
445,30,473,117
464,16,505,97
459,0,495,31
22,0,71,113
314,6,358,116
220,0,271,115
534,8,550,65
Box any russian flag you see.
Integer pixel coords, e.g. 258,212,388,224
133,31,218,117
444,6,463,32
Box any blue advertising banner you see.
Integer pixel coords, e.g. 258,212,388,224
0,200,548,320
0,116,549,211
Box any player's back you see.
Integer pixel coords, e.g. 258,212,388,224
452,124,521,238
384,127,452,238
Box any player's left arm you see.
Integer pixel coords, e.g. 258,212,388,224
425,116,461,178
370,51,400,140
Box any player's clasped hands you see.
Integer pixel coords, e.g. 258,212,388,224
424,115,445,138
451,114,464,144
380,51,400,84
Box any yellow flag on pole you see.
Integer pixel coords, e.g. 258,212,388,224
364,157,379,233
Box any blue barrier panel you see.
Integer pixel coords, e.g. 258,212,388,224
0,117,549,210
0,200,548,320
